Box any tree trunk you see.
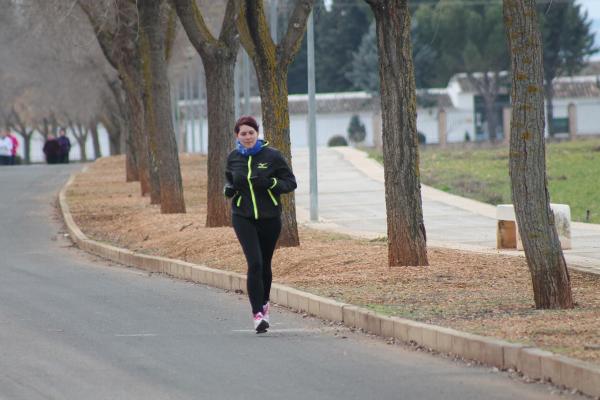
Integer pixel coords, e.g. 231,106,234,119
121,70,150,194
503,0,573,309
76,138,88,161
544,82,555,137
23,134,31,165
90,121,102,159
237,0,313,247
204,62,236,227
138,0,186,213
255,67,299,247
367,0,428,266
172,0,239,227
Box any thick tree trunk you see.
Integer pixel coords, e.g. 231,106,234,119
255,67,299,247
503,0,573,309
205,62,236,227
172,0,239,226
367,0,428,266
139,0,186,213
90,122,102,159
20,133,32,164
544,82,555,137
122,71,150,193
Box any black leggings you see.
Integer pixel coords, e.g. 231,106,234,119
232,214,282,314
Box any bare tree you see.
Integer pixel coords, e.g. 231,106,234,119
138,0,186,213
236,0,314,247
365,0,428,266
77,0,154,195
503,0,573,308
172,0,239,226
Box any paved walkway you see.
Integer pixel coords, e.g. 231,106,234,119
293,147,600,275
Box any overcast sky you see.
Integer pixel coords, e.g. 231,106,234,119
579,0,600,19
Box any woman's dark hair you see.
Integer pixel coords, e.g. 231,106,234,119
234,115,259,134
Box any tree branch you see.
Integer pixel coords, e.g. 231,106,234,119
171,0,219,58
279,0,314,67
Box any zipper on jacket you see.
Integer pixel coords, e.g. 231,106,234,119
247,156,259,219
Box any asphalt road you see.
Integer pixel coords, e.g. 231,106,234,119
0,164,584,400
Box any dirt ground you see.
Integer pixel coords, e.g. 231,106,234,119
65,154,600,365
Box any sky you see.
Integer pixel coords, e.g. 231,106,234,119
579,0,600,59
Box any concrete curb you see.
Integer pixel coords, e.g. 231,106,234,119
59,173,600,398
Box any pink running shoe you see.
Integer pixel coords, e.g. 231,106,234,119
262,302,270,324
253,312,269,333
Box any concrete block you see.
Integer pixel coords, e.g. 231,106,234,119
355,308,371,332
271,285,288,306
434,327,456,354
318,298,344,322
287,290,300,310
297,293,310,313
480,338,505,368
559,357,600,398
503,343,524,370
540,354,563,384
342,305,359,328
407,321,425,344
308,295,320,316
518,348,554,380
392,318,410,342
421,325,437,350
451,331,482,361
367,312,382,336
191,267,202,283
380,316,395,338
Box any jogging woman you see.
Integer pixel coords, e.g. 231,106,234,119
224,116,297,333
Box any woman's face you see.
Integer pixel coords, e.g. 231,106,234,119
236,124,258,149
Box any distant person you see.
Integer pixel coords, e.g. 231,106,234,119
0,130,13,166
224,115,297,333
43,134,61,164
57,128,71,164
7,131,19,165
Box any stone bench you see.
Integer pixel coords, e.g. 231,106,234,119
496,204,571,250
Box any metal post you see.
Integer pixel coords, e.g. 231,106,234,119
234,53,240,118
307,11,318,222
183,69,189,153
198,66,204,154
175,80,181,149
243,50,250,115
189,68,197,153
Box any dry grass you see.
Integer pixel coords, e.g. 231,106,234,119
66,154,600,364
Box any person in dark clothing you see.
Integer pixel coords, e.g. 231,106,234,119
43,134,61,164
224,115,297,333
56,128,71,164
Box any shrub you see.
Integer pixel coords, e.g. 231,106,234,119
418,131,426,144
328,135,348,147
347,114,366,144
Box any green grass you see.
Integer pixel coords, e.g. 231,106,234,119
366,138,600,224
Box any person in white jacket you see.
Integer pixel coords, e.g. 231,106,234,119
0,130,14,166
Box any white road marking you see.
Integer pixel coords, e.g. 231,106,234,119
115,333,158,337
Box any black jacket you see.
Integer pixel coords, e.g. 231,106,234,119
225,143,297,219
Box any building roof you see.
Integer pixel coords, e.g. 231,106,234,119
553,76,600,98
448,72,511,95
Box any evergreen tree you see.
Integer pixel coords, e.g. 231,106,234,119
347,114,366,143
538,1,597,136
287,0,372,94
